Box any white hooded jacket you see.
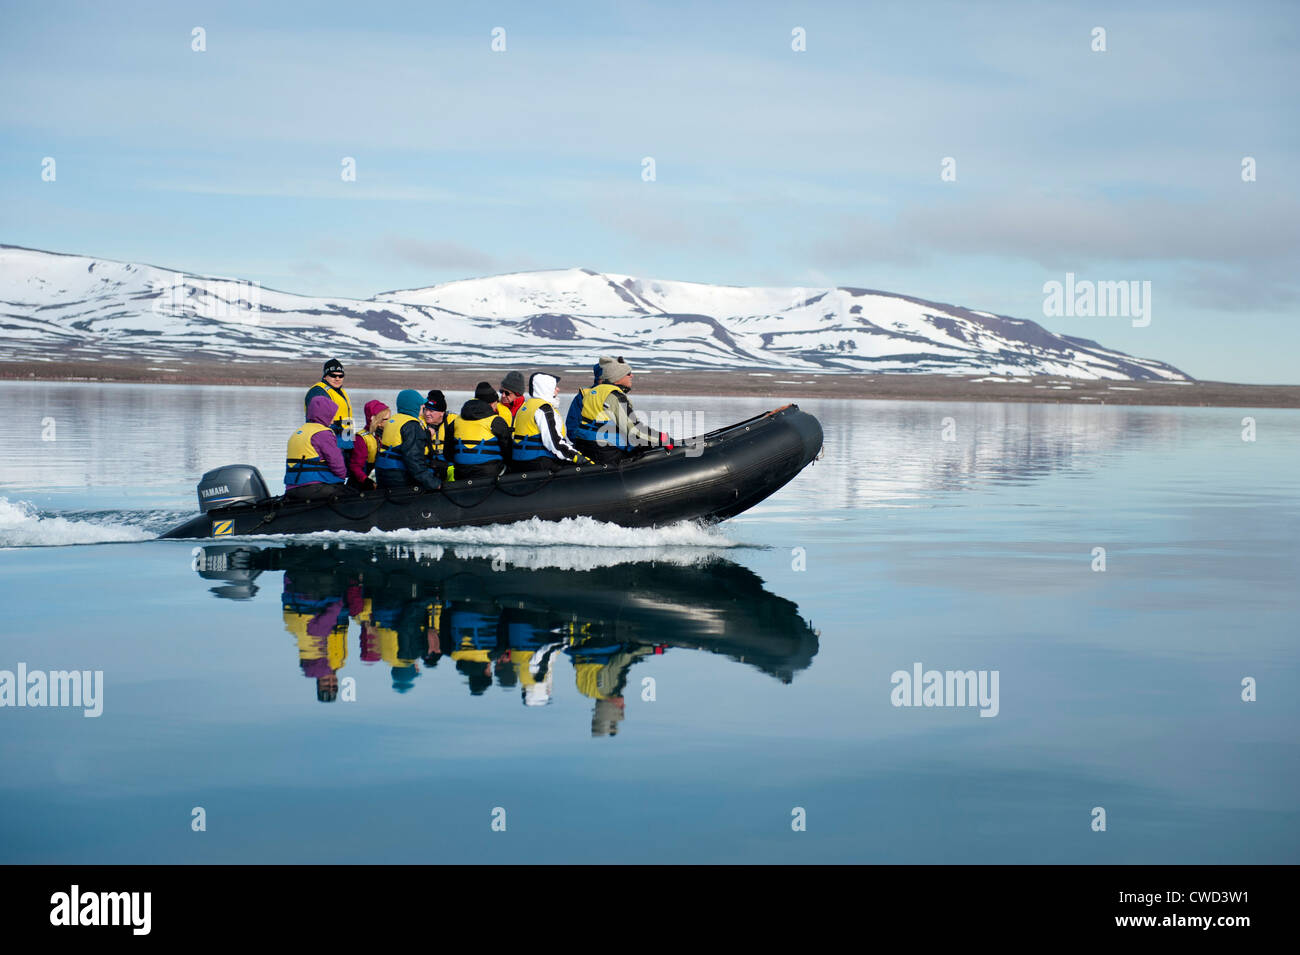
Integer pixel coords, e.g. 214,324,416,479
527,373,586,462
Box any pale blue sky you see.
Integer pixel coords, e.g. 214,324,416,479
2,0,1297,381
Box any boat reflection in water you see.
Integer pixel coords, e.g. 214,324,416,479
193,543,818,736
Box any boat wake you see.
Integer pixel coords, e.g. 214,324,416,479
290,515,739,549
0,497,173,547
271,516,743,569
0,499,744,568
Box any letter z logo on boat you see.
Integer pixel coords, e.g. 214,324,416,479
211,520,234,536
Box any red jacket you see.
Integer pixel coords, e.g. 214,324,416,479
499,393,526,422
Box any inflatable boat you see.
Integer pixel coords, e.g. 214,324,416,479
160,405,823,539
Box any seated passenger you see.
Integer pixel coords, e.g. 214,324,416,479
374,389,442,492
567,356,672,465
284,396,353,499
565,361,604,436
447,382,512,482
347,400,390,490
423,390,453,474
496,371,527,425
507,373,592,472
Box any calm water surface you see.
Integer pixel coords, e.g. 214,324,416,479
0,381,1296,863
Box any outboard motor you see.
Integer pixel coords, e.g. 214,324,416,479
197,465,272,513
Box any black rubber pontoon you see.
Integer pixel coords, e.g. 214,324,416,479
160,405,823,539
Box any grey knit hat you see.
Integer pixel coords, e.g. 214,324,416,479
500,370,526,395
598,355,633,384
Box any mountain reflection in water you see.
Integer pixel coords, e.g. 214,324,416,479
194,543,818,737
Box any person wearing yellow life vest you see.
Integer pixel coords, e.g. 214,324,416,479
507,373,592,472
446,382,512,482
284,395,354,500
565,355,673,465
374,389,442,492
423,390,457,474
304,359,355,451
345,399,390,490
496,370,527,425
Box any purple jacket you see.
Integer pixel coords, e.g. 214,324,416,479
307,395,347,481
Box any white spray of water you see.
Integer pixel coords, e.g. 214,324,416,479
0,498,156,548
272,515,738,550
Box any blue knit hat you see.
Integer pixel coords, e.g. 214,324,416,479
396,389,423,417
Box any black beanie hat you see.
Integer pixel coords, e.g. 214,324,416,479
500,370,526,395
474,381,498,403
322,359,344,377
424,389,447,413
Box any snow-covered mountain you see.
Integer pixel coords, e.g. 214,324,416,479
0,245,1190,380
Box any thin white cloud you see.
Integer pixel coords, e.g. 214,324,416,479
373,235,501,272
141,179,493,204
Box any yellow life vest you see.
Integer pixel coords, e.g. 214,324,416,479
512,398,548,437
448,414,505,465
580,384,618,421
285,422,343,486
429,412,457,459
287,422,332,460
511,397,555,461
306,381,353,424
374,413,429,475
358,430,379,466
379,412,424,448
572,383,631,448
495,403,515,427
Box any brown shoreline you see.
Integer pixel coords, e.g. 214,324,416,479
1,359,1298,408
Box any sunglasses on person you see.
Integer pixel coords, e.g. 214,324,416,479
326,372,344,380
